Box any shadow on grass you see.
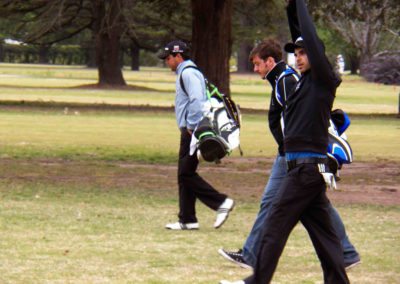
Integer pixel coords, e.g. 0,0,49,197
0,83,171,93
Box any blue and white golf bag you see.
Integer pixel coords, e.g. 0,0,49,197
327,109,353,180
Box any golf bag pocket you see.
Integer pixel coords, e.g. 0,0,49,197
328,132,353,165
194,103,240,163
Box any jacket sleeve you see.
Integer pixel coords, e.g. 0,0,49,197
277,73,298,106
270,73,298,153
181,70,208,130
287,0,340,89
286,0,301,43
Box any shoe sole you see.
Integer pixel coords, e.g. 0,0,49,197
165,223,199,230
345,260,361,270
218,248,252,269
214,201,235,229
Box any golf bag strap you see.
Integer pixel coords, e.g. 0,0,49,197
179,65,202,96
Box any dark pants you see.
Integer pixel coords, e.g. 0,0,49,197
177,129,227,223
245,164,349,284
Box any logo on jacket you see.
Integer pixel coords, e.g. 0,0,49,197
294,80,302,92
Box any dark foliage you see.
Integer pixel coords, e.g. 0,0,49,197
362,51,400,85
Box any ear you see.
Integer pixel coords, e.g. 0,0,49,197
267,56,275,65
176,53,184,61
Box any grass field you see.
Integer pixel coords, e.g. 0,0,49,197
0,63,398,114
0,108,398,162
0,63,399,283
1,178,399,283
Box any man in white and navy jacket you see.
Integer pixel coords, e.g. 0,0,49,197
158,40,234,231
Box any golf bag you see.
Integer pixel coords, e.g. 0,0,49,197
180,66,241,163
327,109,353,179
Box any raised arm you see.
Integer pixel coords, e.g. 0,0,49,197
287,0,340,89
286,0,301,43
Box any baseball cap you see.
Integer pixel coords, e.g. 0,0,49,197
158,40,190,59
284,36,304,53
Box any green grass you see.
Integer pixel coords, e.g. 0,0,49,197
0,63,398,114
0,109,398,163
0,109,179,163
0,63,399,283
0,181,399,283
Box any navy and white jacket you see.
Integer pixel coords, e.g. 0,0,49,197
265,61,299,156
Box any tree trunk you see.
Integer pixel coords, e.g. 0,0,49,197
347,52,360,75
237,42,253,73
38,44,50,64
130,42,140,71
191,0,232,96
359,53,371,77
0,41,4,62
23,52,30,63
92,0,126,86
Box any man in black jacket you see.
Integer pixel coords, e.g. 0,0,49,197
219,39,359,271
220,0,350,283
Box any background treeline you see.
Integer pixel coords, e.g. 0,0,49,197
0,0,399,88
0,42,159,67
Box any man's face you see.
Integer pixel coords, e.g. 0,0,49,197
165,54,180,71
294,47,310,73
252,55,274,78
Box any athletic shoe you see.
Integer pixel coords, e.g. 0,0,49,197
165,222,199,230
345,257,361,270
214,198,235,228
219,280,245,284
218,248,252,269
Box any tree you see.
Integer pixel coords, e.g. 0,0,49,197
0,0,127,86
191,0,232,96
309,0,400,75
362,51,400,85
92,0,126,85
232,0,289,73
121,0,192,71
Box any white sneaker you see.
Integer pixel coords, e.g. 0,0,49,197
165,222,199,230
219,280,245,284
214,198,235,228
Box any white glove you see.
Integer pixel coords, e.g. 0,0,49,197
189,132,198,156
321,172,337,191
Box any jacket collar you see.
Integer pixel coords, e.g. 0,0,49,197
265,61,287,86
176,59,195,75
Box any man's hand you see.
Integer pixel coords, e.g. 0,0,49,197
321,172,337,191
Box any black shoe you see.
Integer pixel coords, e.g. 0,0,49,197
218,248,252,269
345,256,361,270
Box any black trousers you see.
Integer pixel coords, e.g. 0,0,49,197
177,129,227,223
245,164,349,284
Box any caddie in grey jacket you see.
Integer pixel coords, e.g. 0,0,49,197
158,40,235,231
174,59,209,131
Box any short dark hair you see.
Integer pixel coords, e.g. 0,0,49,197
249,38,283,63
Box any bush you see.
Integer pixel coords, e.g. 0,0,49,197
362,51,400,85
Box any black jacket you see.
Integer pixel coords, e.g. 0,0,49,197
266,61,298,156
284,0,341,154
